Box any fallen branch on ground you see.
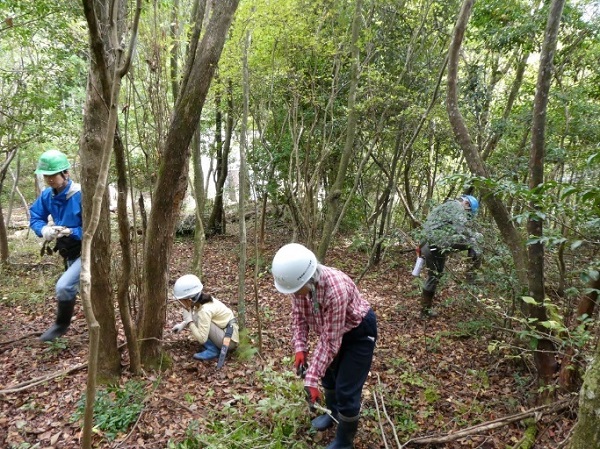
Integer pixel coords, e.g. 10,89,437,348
0,362,88,394
402,397,576,446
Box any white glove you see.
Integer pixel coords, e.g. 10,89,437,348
171,321,188,333
41,225,58,241
57,227,72,238
172,310,194,333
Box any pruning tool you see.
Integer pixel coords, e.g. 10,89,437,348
311,403,339,424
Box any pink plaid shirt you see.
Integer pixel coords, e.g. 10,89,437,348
291,265,371,388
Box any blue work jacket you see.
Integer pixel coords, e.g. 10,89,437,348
30,179,83,241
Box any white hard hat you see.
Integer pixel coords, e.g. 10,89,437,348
272,243,318,294
173,274,204,300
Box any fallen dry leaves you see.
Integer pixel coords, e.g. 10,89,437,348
0,224,576,448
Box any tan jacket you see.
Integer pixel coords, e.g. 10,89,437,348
182,298,239,346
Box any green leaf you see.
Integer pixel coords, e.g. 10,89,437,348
540,320,563,330
521,296,538,305
570,240,583,250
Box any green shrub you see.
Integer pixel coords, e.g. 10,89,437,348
167,368,311,449
72,379,147,442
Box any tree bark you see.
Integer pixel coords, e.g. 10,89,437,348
113,129,141,375
138,0,239,368
446,0,528,287
317,0,362,262
237,29,250,330
569,337,600,448
80,0,142,445
0,147,17,264
207,80,233,236
527,0,565,394
80,0,123,383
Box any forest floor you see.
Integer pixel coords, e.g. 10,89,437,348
0,215,580,449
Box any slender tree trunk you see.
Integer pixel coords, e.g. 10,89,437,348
0,148,17,263
113,129,141,375
527,0,565,394
80,0,122,383
207,81,233,236
80,0,141,445
138,0,239,368
317,0,362,262
237,29,250,330
191,129,206,274
446,0,528,287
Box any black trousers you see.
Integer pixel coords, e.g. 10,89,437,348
321,309,377,417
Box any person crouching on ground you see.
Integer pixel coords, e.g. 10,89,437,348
272,243,377,449
171,274,239,362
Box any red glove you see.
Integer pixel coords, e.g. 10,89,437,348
294,352,307,376
305,386,321,405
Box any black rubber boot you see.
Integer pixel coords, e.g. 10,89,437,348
325,413,359,449
39,301,75,342
311,388,338,430
420,290,438,318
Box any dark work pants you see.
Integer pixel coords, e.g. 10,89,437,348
421,243,481,294
321,309,377,417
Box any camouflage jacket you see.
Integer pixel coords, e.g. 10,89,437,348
421,200,482,254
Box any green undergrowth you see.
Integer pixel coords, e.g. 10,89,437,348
167,367,311,449
71,379,148,442
1,239,63,307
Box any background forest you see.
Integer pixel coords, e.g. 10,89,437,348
0,0,599,448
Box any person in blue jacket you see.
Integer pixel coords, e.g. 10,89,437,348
30,150,83,341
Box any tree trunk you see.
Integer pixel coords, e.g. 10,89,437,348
237,29,250,330
80,0,141,445
569,338,600,449
138,0,239,368
113,129,141,375
191,128,206,274
0,147,17,264
446,0,528,287
80,0,124,382
317,0,362,262
527,0,565,394
207,81,233,236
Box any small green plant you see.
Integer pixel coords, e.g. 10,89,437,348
234,328,259,362
399,370,425,387
10,443,41,449
454,319,493,337
423,386,440,404
72,379,147,442
43,337,68,352
424,334,442,353
183,392,195,405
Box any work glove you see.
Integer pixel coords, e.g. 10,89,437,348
41,225,59,241
57,227,72,238
172,310,193,333
304,386,321,407
294,351,307,377
171,321,188,333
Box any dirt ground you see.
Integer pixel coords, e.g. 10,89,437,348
0,221,578,448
